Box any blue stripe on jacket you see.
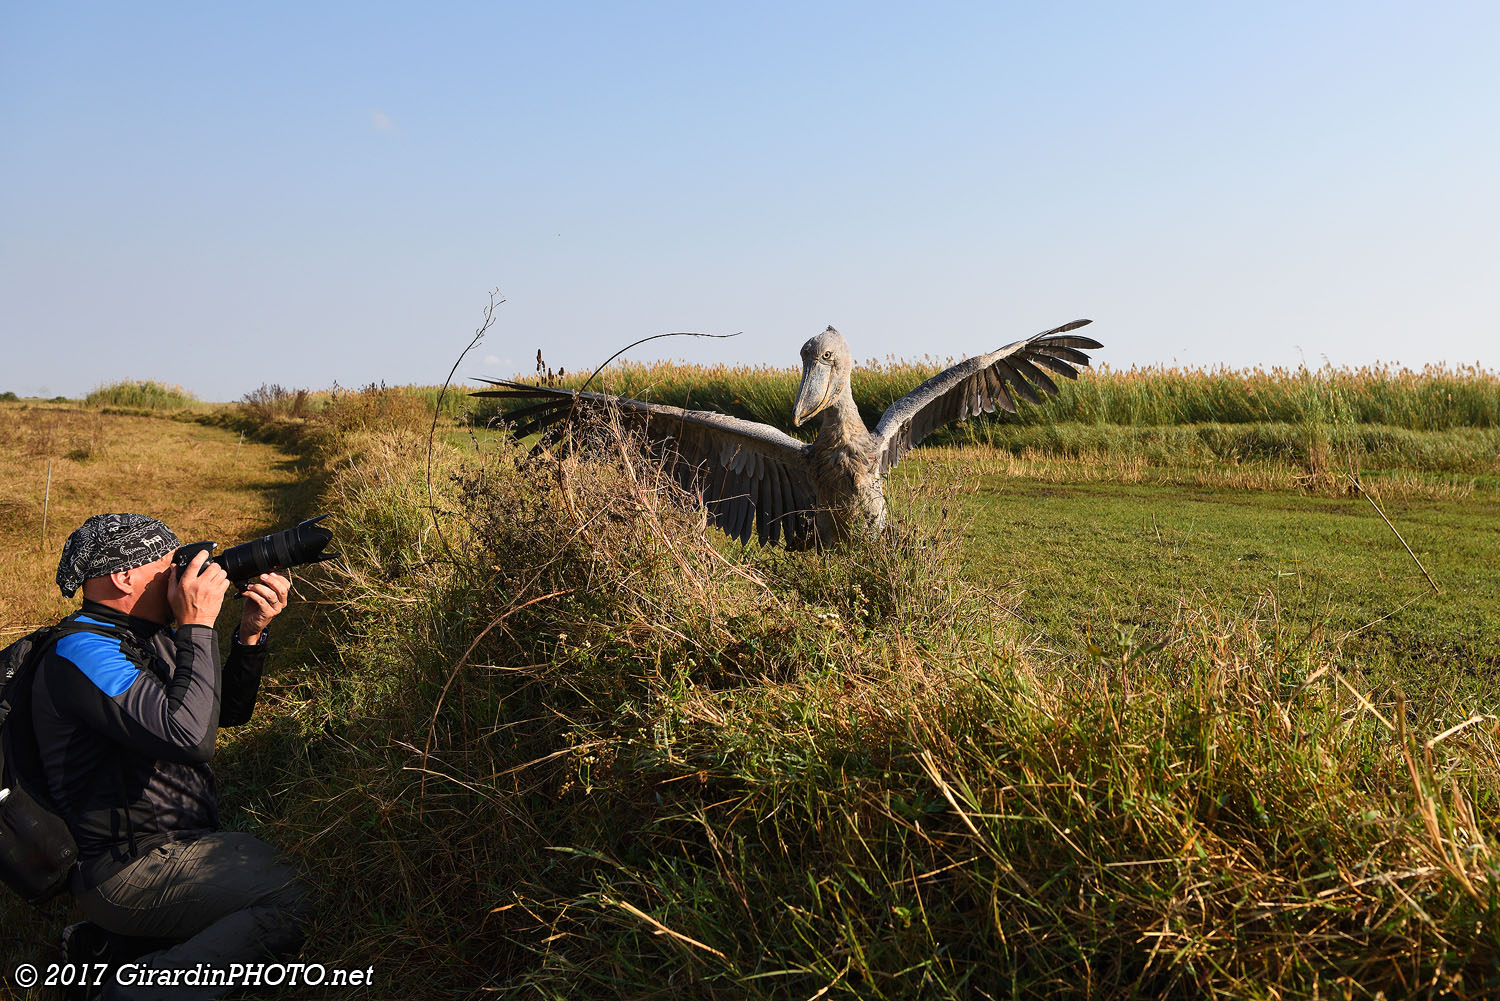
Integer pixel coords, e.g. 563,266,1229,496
53,629,139,699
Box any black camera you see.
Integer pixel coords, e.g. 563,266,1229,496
173,515,340,587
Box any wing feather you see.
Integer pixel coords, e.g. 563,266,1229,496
1034,345,1093,367
872,320,1100,473
982,367,1014,413
1008,356,1060,398
756,472,775,544
1030,353,1082,380
1038,335,1103,350
737,492,755,543
994,359,1043,406
766,462,789,546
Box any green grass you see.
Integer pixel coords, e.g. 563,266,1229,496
969,421,1500,478
926,471,1500,682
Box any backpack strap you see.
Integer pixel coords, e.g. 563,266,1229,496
23,613,151,861
0,612,142,903
1,616,124,710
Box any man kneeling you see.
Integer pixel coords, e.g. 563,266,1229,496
35,513,311,1001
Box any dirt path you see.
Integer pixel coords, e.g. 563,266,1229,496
0,402,315,638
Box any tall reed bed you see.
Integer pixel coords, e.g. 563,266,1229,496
232,361,1500,440
467,360,1500,434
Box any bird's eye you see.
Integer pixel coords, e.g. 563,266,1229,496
822,350,832,360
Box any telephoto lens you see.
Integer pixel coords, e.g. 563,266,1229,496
173,515,339,584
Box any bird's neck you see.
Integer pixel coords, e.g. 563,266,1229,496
814,385,867,446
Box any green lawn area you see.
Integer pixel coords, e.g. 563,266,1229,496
931,471,1499,703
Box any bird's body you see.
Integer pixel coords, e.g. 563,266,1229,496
796,331,887,542
476,320,1101,548
808,411,885,543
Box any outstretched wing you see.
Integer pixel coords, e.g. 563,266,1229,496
473,380,819,548
871,319,1101,474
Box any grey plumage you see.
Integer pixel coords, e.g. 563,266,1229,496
474,319,1100,548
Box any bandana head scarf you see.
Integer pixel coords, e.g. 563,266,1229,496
56,513,181,598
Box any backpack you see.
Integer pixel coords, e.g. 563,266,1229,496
0,615,118,903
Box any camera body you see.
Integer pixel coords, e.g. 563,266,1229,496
173,515,339,586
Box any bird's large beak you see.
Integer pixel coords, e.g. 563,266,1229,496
793,364,833,427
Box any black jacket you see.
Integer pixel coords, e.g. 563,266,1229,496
30,600,268,890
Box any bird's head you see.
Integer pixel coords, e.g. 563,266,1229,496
793,326,852,427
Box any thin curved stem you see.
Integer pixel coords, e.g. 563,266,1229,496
427,289,504,559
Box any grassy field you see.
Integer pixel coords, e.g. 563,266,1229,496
1,372,1496,999
0,400,319,637
896,452,1500,674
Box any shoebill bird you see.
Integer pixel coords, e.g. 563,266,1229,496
474,319,1101,548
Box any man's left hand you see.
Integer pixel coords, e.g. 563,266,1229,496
239,572,291,645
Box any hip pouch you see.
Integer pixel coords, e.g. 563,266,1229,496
0,766,77,903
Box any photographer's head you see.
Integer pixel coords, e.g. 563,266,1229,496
58,513,182,623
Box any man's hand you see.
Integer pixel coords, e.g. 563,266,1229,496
239,571,291,645
168,550,230,627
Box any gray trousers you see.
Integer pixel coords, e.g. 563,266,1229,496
78,832,312,1001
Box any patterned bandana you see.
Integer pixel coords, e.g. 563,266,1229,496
56,513,181,598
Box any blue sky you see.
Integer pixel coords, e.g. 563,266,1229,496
3,2,1496,400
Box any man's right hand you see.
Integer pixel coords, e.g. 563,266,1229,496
168,550,230,627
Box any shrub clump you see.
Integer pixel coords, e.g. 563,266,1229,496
84,379,197,410
240,383,315,423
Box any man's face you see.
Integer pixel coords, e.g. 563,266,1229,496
126,551,177,623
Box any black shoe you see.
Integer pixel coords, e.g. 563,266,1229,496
58,922,111,1000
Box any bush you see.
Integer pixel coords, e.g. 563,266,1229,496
240,383,314,423
84,379,196,410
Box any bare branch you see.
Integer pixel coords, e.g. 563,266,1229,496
426,289,505,559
